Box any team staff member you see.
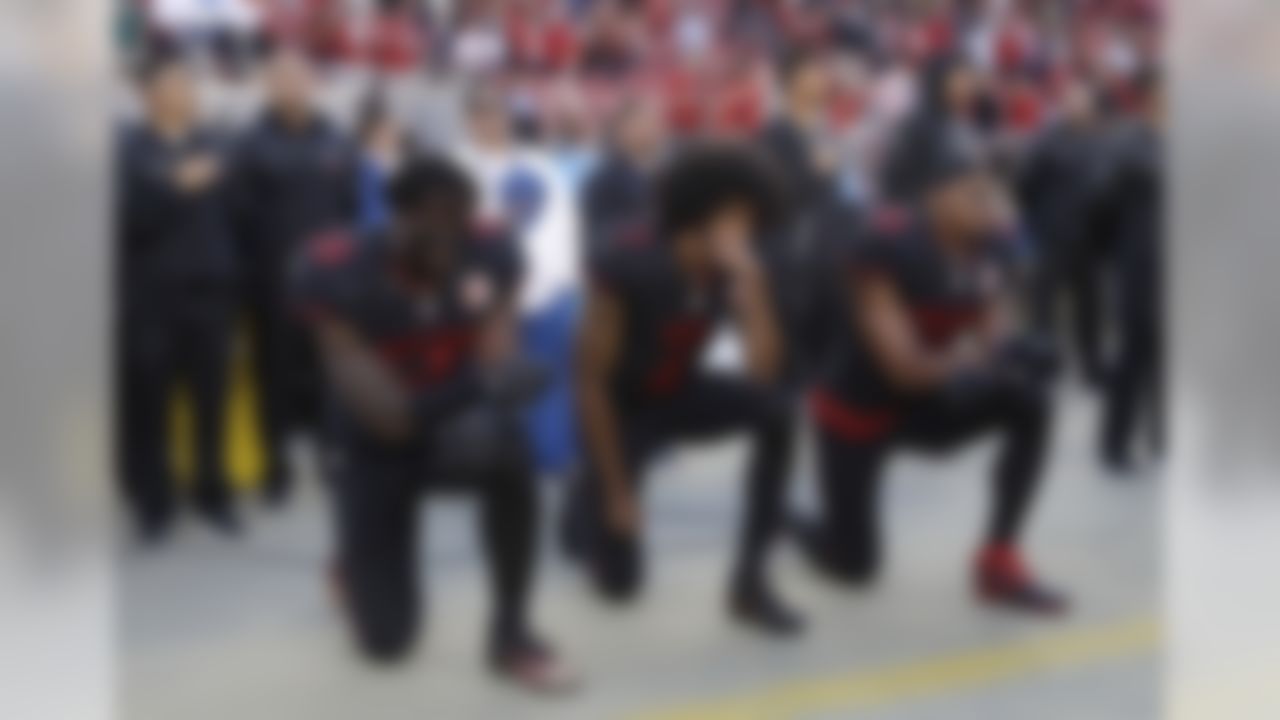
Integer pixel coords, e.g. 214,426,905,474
118,55,240,541
235,46,358,505
757,45,846,382
294,156,573,690
582,97,666,254
1019,79,1108,386
564,145,803,636
799,150,1068,614
1095,70,1164,473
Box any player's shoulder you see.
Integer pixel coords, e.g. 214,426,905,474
297,227,382,282
590,222,665,290
843,203,925,275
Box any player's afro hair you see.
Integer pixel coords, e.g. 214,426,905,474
655,142,787,236
388,153,476,215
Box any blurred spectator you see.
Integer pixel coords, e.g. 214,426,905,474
362,0,428,74
149,0,264,72
233,47,359,505
118,55,241,541
582,96,665,253
455,86,583,477
1020,78,1108,384
1096,68,1163,473
579,0,642,77
760,46,839,218
354,91,413,234
452,2,508,75
881,52,986,202
758,45,843,381
542,82,601,194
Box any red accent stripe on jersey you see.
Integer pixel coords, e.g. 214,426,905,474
375,326,478,390
644,318,710,397
910,304,983,347
809,388,898,442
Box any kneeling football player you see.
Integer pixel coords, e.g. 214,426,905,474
564,144,803,636
800,151,1068,614
295,156,574,690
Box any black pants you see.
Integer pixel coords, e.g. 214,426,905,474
1032,235,1106,383
120,289,234,522
333,407,538,662
1101,301,1163,466
567,375,794,601
811,380,1051,583
246,277,322,496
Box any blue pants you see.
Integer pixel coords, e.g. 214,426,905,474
521,293,581,478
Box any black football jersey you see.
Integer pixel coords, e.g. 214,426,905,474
588,226,729,409
817,206,1014,414
293,227,521,439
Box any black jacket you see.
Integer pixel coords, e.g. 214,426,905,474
118,123,238,300
232,111,358,285
582,152,652,255
1018,120,1105,256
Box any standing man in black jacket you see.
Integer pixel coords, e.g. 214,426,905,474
581,98,665,256
1096,70,1164,473
118,55,240,541
757,45,845,382
234,47,359,505
1019,79,1108,385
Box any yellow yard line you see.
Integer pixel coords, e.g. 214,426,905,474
633,616,1160,720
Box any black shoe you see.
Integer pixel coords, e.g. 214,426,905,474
136,508,175,547
261,473,292,509
729,581,805,638
196,498,243,537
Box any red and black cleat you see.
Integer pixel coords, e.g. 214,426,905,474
975,544,1069,616
491,634,581,696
